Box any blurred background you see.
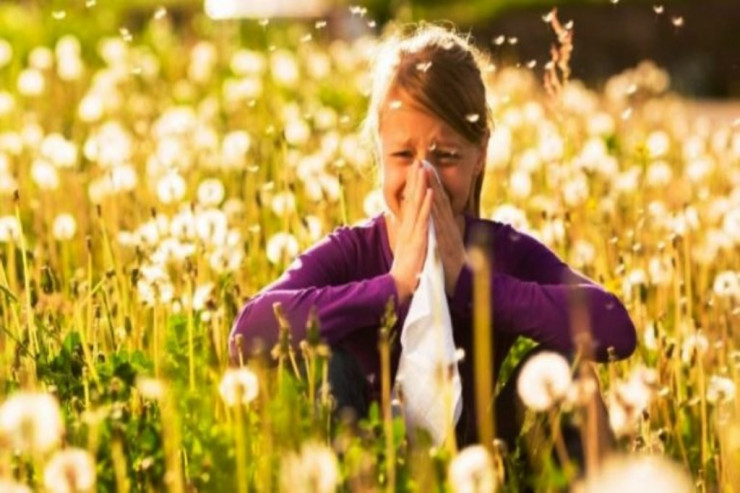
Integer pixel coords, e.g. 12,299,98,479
3,0,738,99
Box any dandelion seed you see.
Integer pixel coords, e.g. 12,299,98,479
671,16,684,27
465,113,480,123
315,20,327,29
17,68,45,96
197,178,225,207
610,0,619,4
653,5,664,14
416,61,432,72
507,37,518,45
448,445,496,493
580,454,693,492
153,6,167,20
707,375,736,404
526,59,537,69
52,10,67,20
219,367,259,406
266,232,300,265
0,392,63,453
713,271,740,299
542,10,555,23
349,6,367,16
517,351,572,411
52,213,77,241
136,377,166,400
564,20,574,30
119,28,133,43
85,0,96,7
621,107,633,120
44,448,96,493
258,18,269,27
280,442,339,493
493,35,505,46
388,99,402,110
301,34,313,43
0,480,30,493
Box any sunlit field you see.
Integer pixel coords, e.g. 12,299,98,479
0,2,738,492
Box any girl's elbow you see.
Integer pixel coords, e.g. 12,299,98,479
601,298,637,360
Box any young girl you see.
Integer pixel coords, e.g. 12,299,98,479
229,25,636,452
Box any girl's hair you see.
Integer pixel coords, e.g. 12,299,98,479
363,23,492,217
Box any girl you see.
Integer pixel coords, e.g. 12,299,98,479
229,25,636,454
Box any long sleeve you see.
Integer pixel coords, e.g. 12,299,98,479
229,228,402,362
450,223,636,362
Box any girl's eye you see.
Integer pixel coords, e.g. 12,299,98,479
392,151,414,160
435,150,460,162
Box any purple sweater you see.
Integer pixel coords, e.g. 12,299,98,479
230,213,636,397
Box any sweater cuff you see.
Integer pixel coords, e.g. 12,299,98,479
377,273,411,322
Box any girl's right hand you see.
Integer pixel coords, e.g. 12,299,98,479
389,161,434,303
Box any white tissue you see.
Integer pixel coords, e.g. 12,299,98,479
394,160,462,446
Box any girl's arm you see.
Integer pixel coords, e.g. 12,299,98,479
449,224,636,362
228,230,402,362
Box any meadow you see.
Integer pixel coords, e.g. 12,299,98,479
0,2,738,492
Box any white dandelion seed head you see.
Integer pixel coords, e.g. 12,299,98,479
0,479,30,493
722,207,740,244
0,39,13,69
41,133,78,169
517,351,572,411
271,191,296,216
44,447,96,493
284,118,312,147
0,215,21,243
448,445,497,493
135,377,166,401
579,454,692,493
52,213,77,241
0,91,15,116
681,333,709,364
156,172,187,204
219,367,259,406
208,245,243,274
508,170,532,200
363,188,386,218
646,130,670,158
195,208,228,246
570,239,596,268
197,178,225,207
0,391,64,454
280,441,340,493
270,49,300,87
221,130,251,169
17,68,45,96
645,160,673,187
230,49,266,76
31,158,60,190
266,232,300,265
706,375,736,404
713,271,740,299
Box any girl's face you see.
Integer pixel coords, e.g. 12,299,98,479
378,90,487,220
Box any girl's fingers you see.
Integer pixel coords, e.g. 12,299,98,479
415,187,433,237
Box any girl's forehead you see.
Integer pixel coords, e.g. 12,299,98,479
380,104,464,145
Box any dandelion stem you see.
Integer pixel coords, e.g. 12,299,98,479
469,245,495,450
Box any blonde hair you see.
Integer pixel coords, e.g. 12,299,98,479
362,23,492,217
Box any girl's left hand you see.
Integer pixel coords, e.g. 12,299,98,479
426,168,467,297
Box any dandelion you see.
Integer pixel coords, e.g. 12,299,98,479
17,68,45,96
153,6,167,19
219,367,259,406
44,448,96,493
280,441,340,493
221,130,251,169
579,454,693,493
284,118,312,147
0,39,12,69
156,172,187,204
681,333,709,364
0,480,30,493
0,391,63,453
52,213,77,241
270,49,300,87
713,271,740,299
722,207,740,244
136,376,166,400
197,178,225,207
266,232,300,265
0,91,14,116
448,445,497,493
271,191,296,215
208,245,243,274
517,351,572,411
706,375,736,404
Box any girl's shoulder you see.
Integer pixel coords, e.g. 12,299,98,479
319,213,390,267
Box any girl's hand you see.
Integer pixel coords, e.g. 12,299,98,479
427,167,467,297
389,161,434,303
